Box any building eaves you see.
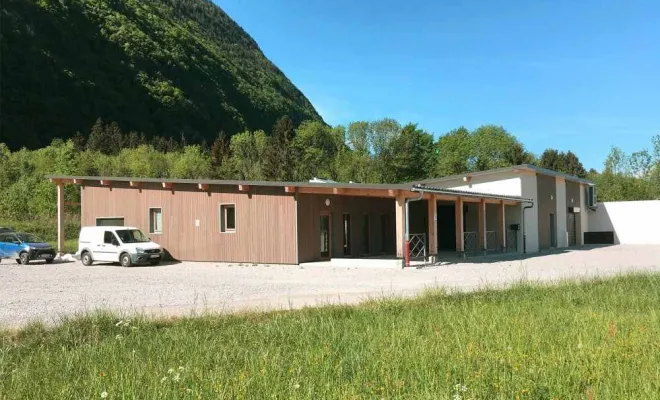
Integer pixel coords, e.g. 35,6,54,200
411,164,593,186
412,184,534,203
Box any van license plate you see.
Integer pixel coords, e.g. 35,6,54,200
149,254,159,259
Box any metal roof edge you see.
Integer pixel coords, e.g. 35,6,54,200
44,175,412,191
412,184,534,203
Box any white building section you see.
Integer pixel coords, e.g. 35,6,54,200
556,178,568,248
447,176,522,197
588,201,660,244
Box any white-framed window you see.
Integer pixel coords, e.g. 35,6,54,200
220,204,236,233
149,208,163,234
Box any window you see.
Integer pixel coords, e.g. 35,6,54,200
220,204,236,233
104,231,119,246
96,217,125,226
149,208,163,234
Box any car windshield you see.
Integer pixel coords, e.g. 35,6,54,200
16,233,42,243
115,229,150,243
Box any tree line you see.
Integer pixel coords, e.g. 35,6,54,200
1,116,658,224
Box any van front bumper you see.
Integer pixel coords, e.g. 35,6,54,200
131,253,162,264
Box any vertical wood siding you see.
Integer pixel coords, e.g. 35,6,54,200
81,183,297,264
296,194,396,263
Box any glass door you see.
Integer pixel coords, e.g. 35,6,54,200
320,214,330,259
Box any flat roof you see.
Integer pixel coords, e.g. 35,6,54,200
46,175,413,191
413,164,593,185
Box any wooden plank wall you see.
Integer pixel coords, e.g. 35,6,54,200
81,182,297,264
297,194,396,263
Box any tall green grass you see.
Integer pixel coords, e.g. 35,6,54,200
1,274,659,399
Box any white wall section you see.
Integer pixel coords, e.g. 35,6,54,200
520,174,539,252
556,179,567,248
588,201,660,244
447,176,522,197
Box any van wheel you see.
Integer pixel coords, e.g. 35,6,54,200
120,253,132,267
81,251,93,266
19,252,30,265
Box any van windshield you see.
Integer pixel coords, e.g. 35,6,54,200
115,229,150,243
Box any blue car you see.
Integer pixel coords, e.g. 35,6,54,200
0,232,56,265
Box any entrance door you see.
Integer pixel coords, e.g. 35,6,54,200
320,214,330,259
549,213,557,248
567,212,577,246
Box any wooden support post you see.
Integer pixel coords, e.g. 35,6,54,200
395,195,405,258
498,201,506,250
478,199,486,251
455,197,464,253
57,182,65,255
428,195,437,256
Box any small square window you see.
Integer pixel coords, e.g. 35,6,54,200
149,208,163,234
220,204,236,233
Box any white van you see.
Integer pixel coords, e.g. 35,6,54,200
77,226,163,267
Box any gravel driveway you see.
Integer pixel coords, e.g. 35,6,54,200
1,245,659,327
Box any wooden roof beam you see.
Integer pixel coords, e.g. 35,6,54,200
238,184,250,192
100,180,112,186
129,181,141,187
198,183,209,191
162,182,173,189
284,186,297,193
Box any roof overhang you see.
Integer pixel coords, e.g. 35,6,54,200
412,184,534,204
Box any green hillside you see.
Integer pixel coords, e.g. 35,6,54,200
0,0,322,149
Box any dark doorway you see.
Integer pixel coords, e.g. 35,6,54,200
380,213,390,254
362,214,370,255
343,213,351,256
320,214,330,259
437,205,456,251
550,213,557,247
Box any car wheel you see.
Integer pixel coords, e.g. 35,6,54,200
19,252,30,265
81,251,93,266
120,253,132,267
46,258,54,264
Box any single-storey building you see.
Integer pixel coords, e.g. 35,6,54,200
47,164,595,265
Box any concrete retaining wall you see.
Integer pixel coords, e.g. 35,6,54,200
587,200,660,244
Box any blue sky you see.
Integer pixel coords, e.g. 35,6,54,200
217,0,659,170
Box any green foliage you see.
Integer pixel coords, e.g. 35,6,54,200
2,274,660,398
0,0,322,150
539,149,587,177
589,136,660,201
432,125,534,177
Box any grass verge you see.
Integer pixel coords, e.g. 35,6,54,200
1,274,659,399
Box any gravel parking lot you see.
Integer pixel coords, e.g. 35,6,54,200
1,245,659,327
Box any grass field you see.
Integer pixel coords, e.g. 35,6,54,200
1,274,659,399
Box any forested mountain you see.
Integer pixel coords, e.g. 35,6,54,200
0,0,322,149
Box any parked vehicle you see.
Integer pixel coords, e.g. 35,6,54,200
0,232,56,264
77,226,163,267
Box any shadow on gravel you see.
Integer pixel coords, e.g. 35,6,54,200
418,244,615,268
